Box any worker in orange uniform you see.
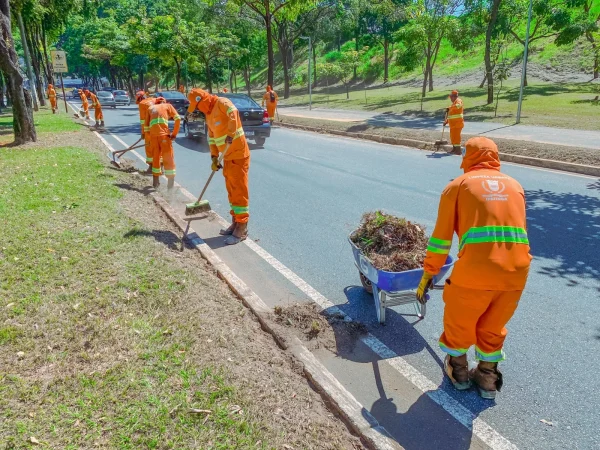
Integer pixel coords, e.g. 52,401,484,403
145,97,180,189
136,90,156,174
85,89,104,128
444,90,464,155
178,85,185,94
187,88,249,245
47,84,57,113
416,137,531,400
78,89,90,120
262,85,278,124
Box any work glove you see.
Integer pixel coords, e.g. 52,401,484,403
211,156,222,171
416,272,434,305
225,135,233,144
443,120,448,126
169,134,176,141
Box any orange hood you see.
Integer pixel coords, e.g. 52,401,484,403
188,88,217,114
460,137,501,172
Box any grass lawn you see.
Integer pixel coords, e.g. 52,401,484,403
280,81,600,131
0,109,360,449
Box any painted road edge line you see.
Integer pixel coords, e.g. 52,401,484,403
105,129,518,450
278,121,600,178
93,129,402,450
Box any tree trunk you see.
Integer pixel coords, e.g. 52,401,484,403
346,83,349,100
421,58,430,98
244,64,251,97
0,3,36,143
229,68,234,93
384,38,389,83
174,57,181,88
479,73,487,88
40,23,54,84
26,29,45,106
0,71,5,108
312,45,317,88
485,0,502,104
354,26,359,79
428,65,434,92
281,46,291,98
17,12,38,111
265,3,274,87
205,61,212,93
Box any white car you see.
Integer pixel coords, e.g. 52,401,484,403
113,90,131,106
96,90,116,108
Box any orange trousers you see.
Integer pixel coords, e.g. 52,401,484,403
151,136,175,179
82,102,90,118
266,102,277,120
439,281,522,362
94,107,103,121
144,135,153,164
449,124,463,146
49,97,57,110
223,157,250,223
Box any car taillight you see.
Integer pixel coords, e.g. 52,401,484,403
262,110,269,123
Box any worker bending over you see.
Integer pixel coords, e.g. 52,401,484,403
136,90,156,174
416,137,532,399
85,89,104,128
78,89,90,120
187,88,250,245
445,90,464,155
145,97,180,189
47,84,57,113
262,85,278,124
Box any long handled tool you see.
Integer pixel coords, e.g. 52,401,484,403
107,137,144,168
185,143,231,216
435,110,449,147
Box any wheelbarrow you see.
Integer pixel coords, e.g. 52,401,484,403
349,238,455,324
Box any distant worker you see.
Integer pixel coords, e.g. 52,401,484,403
187,88,250,245
416,137,532,400
145,97,180,189
262,85,278,124
444,90,464,155
136,90,156,174
86,89,104,128
221,87,228,93
78,89,90,120
178,85,185,94
47,84,57,114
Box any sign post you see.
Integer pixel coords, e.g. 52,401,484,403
51,50,69,113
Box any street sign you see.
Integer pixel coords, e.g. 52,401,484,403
51,50,68,73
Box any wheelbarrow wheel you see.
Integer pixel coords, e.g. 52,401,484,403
359,271,373,294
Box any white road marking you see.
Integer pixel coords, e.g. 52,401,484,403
99,125,518,449
275,150,313,161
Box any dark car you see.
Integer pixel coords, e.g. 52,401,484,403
101,86,117,92
183,93,271,146
153,91,190,115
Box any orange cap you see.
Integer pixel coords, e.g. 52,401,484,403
460,137,500,172
451,90,458,96
48,84,53,88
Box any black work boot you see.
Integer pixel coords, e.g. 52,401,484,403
470,361,503,399
219,220,237,236
444,354,471,391
225,222,248,245
452,145,462,155
152,176,160,189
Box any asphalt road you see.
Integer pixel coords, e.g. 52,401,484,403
91,102,599,449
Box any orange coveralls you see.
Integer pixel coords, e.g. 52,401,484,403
47,85,57,111
138,98,155,165
79,91,90,118
262,87,278,121
424,137,532,363
446,97,464,147
89,93,103,121
145,102,180,179
178,85,185,94
188,89,250,224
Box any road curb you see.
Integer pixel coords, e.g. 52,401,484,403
278,121,600,177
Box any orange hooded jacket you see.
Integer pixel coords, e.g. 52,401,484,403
145,101,181,137
424,137,532,291
187,88,249,161
138,98,154,135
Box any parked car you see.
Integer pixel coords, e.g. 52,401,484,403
153,91,190,115
183,93,271,146
101,86,117,92
113,90,131,106
96,90,116,108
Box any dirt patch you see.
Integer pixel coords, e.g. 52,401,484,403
274,303,368,354
280,115,600,167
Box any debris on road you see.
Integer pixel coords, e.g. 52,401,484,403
350,211,428,272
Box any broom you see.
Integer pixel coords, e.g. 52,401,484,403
185,143,231,216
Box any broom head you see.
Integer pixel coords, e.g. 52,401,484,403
185,199,211,216
108,151,121,168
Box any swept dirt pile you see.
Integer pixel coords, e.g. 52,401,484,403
350,211,428,272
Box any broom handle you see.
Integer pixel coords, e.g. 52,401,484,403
115,137,144,156
195,143,231,203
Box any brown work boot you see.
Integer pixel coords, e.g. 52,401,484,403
470,361,503,400
152,176,160,189
144,165,153,175
219,220,236,236
444,354,471,391
225,222,248,245
452,145,462,155
167,177,175,189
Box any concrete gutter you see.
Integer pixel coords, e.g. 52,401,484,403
278,122,600,177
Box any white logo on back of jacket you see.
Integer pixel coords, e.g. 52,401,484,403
481,180,508,201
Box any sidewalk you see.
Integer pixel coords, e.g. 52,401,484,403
279,105,600,150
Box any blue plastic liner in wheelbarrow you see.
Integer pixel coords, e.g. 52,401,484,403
349,238,455,292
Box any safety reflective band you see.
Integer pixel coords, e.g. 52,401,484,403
152,167,162,174
231,205,249,215
150,117,169,127
475,346,505,362
459,226,529,251
427,237,452,254
140,120,146,124
173,114,181,121
210,127,246,146
447,114,464,119
208,137,216,145
143,126,150,132
146,157,153,163
439,342,468,357
226,106,237,115
233,127,245,139
164,169,176,176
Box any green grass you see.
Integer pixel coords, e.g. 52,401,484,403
0,111,270,449
0,107,80,144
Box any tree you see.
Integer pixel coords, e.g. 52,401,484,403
0,0,36,144
338,48,365,98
